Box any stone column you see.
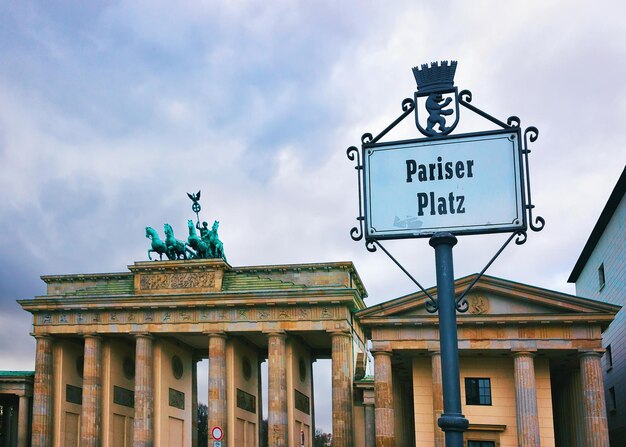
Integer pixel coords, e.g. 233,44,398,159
32,335,53,447
579,351,609,447
192,357,199,447
430,351,444,447
267,332,288,447
208,333,228,447
17,395,29,447
331,331,354,447
133,334,154,447
363,389,376,447
81,335,102,447
373,350,394,447
513,351,540,447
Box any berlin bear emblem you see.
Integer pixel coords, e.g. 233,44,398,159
413,60,460,137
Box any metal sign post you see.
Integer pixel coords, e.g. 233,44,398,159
430,233,468,443
347,61,544,447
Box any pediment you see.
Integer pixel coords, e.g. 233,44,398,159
357,274,620,322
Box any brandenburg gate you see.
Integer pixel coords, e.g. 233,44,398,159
19,258,368,447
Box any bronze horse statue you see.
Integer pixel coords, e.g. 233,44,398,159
164,223,194,260
145,226,168,260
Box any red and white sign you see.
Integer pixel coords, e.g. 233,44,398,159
211,426,224,440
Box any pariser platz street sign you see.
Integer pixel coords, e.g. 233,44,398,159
347,60,545,447
363,128,526,240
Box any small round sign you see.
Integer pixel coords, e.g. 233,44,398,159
211,426,223,441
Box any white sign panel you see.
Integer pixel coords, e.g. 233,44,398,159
363,129,525,239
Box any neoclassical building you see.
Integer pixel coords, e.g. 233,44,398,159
16,259,618,447
18,259,367,447
356,274,618,447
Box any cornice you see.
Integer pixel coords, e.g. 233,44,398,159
18,287,366,311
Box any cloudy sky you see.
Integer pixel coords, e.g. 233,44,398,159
1,0,625,433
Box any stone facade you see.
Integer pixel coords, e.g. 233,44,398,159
19,259,367,447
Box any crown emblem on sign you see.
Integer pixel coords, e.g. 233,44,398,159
412,60,457,93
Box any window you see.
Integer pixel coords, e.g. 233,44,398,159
609,387,616,413
606,345,613,370
465,378,492,405
468,441,496,447
598,263,605,290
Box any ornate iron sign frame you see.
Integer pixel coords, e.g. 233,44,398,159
349,93,543,247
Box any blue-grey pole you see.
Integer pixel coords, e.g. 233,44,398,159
429,232,469,447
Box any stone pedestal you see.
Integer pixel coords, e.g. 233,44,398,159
513,351,540,447
430,351,444,447
133,334,154,447
373,350,394,447
331,331,353,447
579,351,609,447
208,333,228,447
32,335,53,447
17,395,29,447
81,335,102,447
267,332,288,447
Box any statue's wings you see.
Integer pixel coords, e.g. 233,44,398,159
187,190,201,201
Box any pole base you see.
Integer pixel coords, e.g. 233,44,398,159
438,413,469,432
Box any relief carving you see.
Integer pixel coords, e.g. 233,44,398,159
140,271,216,290
468,295,490,314
140,274,170,290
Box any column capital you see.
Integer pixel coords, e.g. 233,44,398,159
132,332,154,340
32,332,51,340
428,349,441,357
328,329,351,338
511,350,536,358
205,331,228,339
264,330,287,338
83,333,102,340
578,350,603,359
371,349,393,358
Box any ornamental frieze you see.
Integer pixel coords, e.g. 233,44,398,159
34,304,346,327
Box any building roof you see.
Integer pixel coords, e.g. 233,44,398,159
0,371,34,377
356,273,621,331
568,166,626,283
